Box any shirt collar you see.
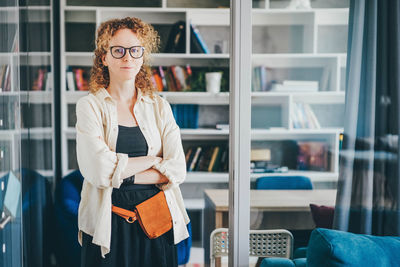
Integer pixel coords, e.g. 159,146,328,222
97,87,155,104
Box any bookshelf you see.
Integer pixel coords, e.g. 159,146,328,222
0,2,55,179
59,0,349,252
60,0,348,200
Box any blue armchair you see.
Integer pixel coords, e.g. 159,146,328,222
261,228,400,267
54,169,83,267
177,222,192,265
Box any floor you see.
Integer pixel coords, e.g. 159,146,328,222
180,247,258,267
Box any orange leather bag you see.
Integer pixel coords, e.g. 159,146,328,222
112,191,173,239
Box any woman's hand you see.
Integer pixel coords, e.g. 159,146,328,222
121,155,162,179
151,156,163,166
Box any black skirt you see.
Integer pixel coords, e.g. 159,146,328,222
80,184,178,267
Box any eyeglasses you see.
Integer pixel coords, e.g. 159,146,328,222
109,46,145,59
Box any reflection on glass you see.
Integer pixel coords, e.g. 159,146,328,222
1,0,54,266
0,1,23,267
249,1,349,266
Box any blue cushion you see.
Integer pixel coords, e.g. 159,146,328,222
261,258,295,267
307,228,400,267
54,170,84,267
256,176,313,190
177,222,192,265
293,247,307,259
59,170,83,216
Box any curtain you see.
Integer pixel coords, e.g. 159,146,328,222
333,0,400,236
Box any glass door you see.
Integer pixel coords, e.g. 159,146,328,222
0,1,23,266
1,0,54,266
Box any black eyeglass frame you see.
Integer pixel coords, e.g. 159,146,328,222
109,46,145,59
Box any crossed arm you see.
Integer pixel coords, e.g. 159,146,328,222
76,97,185,189
121,156,169,184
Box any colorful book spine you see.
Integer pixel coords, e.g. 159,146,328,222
189,146,202,171
159,66,167,90
208,146,220,172
170,66,182,91
190,24,210,54
74,69,85,91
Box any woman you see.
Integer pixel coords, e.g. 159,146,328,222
75,17,190,267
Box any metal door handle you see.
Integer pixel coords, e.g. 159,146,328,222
0,215,11,230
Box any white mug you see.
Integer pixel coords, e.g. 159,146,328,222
205,72,222,94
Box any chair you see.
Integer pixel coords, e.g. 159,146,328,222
254,176,313,251
177,221,192,265
255,176,313,190
20,168,55,267
54,169,84,267
210,228,293,267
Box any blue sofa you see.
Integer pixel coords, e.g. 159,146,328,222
261,228,400,267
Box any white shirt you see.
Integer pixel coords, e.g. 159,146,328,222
76,87,190,258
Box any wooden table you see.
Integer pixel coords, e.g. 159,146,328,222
203,189,336,267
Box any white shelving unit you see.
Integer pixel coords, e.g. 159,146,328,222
0,4,55,177
60,0,348,186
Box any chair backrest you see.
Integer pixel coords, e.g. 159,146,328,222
177,222,192,265
210,228,293,267
57,169,84,215
256,176,313,190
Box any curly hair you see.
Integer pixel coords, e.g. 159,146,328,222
89,17,160,96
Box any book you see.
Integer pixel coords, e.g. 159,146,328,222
252,66,261,92
4,66,11,92
251,149,271,161
185,147,194,170
45,72,52,91
291,103,302,129
191,105,199,128
66,72,76,91
0,65,7,90
32,68,47,91
271,80,319,92
303,103,321,129
295,102,309,128
297,141,329,171
212,146,224,172
189,146,202,171
151,68,164,91
158,66,167,90
260,66,270,91
190,24,210,54
174,65,189,91
182,105,187,128
185,64,192,91
195,146,214,172
218,146,229,172
74,68,89,91
0,65,10,92
166,67,178,91
208,146,220,172
170,66,182,91
291,102,321,129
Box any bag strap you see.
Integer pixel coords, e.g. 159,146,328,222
112,205,137,223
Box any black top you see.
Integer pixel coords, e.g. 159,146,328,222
116,125,148,157
116,125,148,186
